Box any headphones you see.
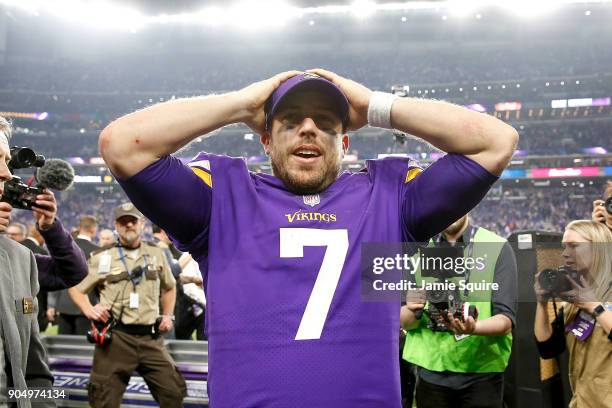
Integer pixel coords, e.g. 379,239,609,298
87,318,115,346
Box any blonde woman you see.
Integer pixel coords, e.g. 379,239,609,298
534,220,612,408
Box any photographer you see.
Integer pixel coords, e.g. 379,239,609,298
591,180,612,232
401,215,517,408
534,220,612,408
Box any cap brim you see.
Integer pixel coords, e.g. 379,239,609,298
115,213,142,221
265,76,349,130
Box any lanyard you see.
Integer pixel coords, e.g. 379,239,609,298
438,226,478,298
117,245,130,274
116,245,150,286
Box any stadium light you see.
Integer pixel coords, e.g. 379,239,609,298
2,0,612,31
351,1,377,19
51,0,145,30
498,0,561,18
446,0,479,18
227,1,298,29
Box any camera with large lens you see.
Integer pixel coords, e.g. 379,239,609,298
2,146,75,210
417,245,479,331
605,196,612,215
426,287,479,332
538,265,580,296
1,147,46,210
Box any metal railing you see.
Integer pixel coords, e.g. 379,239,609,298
42,335,209,407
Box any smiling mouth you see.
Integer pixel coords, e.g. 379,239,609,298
291,144,323,164
293,150,321,159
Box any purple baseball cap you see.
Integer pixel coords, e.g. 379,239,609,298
264,72,350,130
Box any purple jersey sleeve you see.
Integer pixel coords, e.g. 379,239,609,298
116,155,211,249
402,153,498,242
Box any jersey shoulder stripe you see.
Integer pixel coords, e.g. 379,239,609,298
190,167,212,188
405,166,423,184
187,157,212,188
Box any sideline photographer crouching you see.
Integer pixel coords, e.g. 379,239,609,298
68,203,186,408
400,215,517,408
534,220,612,408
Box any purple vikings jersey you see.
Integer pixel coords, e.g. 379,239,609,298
119,152,497,407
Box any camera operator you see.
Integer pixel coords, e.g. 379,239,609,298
401,214,517,408
534,220,612,408
1,116,63,407
68,203,186,408
0,116,87,294
591,180,612,232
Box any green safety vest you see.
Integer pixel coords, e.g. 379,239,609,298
402,227,512,373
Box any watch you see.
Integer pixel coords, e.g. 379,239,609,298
592,304,606,318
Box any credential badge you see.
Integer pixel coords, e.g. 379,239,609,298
22,297,34,314
303,194,320,207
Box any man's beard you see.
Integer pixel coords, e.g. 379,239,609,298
270,152,341,195
120,231,140,248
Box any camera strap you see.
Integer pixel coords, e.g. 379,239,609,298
462,227,477,297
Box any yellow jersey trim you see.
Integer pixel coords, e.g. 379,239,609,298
191,167,212,188
405,167,423,183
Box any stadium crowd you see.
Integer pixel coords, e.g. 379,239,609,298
8,175,604,241
1,43,611,97
7,117,612,159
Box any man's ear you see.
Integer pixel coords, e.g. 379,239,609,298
261,131,271,156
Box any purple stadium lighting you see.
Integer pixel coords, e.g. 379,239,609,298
591,97,610,106
465,103,487,112
583,147,608,155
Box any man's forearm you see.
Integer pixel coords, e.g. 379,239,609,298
68,287,93,314
100,93,245,179
37,218,88,291
390,98,518,175
473,314,512,336
161,287,176,316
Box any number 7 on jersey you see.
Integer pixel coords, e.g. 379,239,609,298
280,228,349,341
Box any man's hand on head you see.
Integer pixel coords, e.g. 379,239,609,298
0,202,12,233
237,70,302,135
32,189,58,230
307,68,372,131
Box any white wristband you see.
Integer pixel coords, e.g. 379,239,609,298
367,91,398,129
